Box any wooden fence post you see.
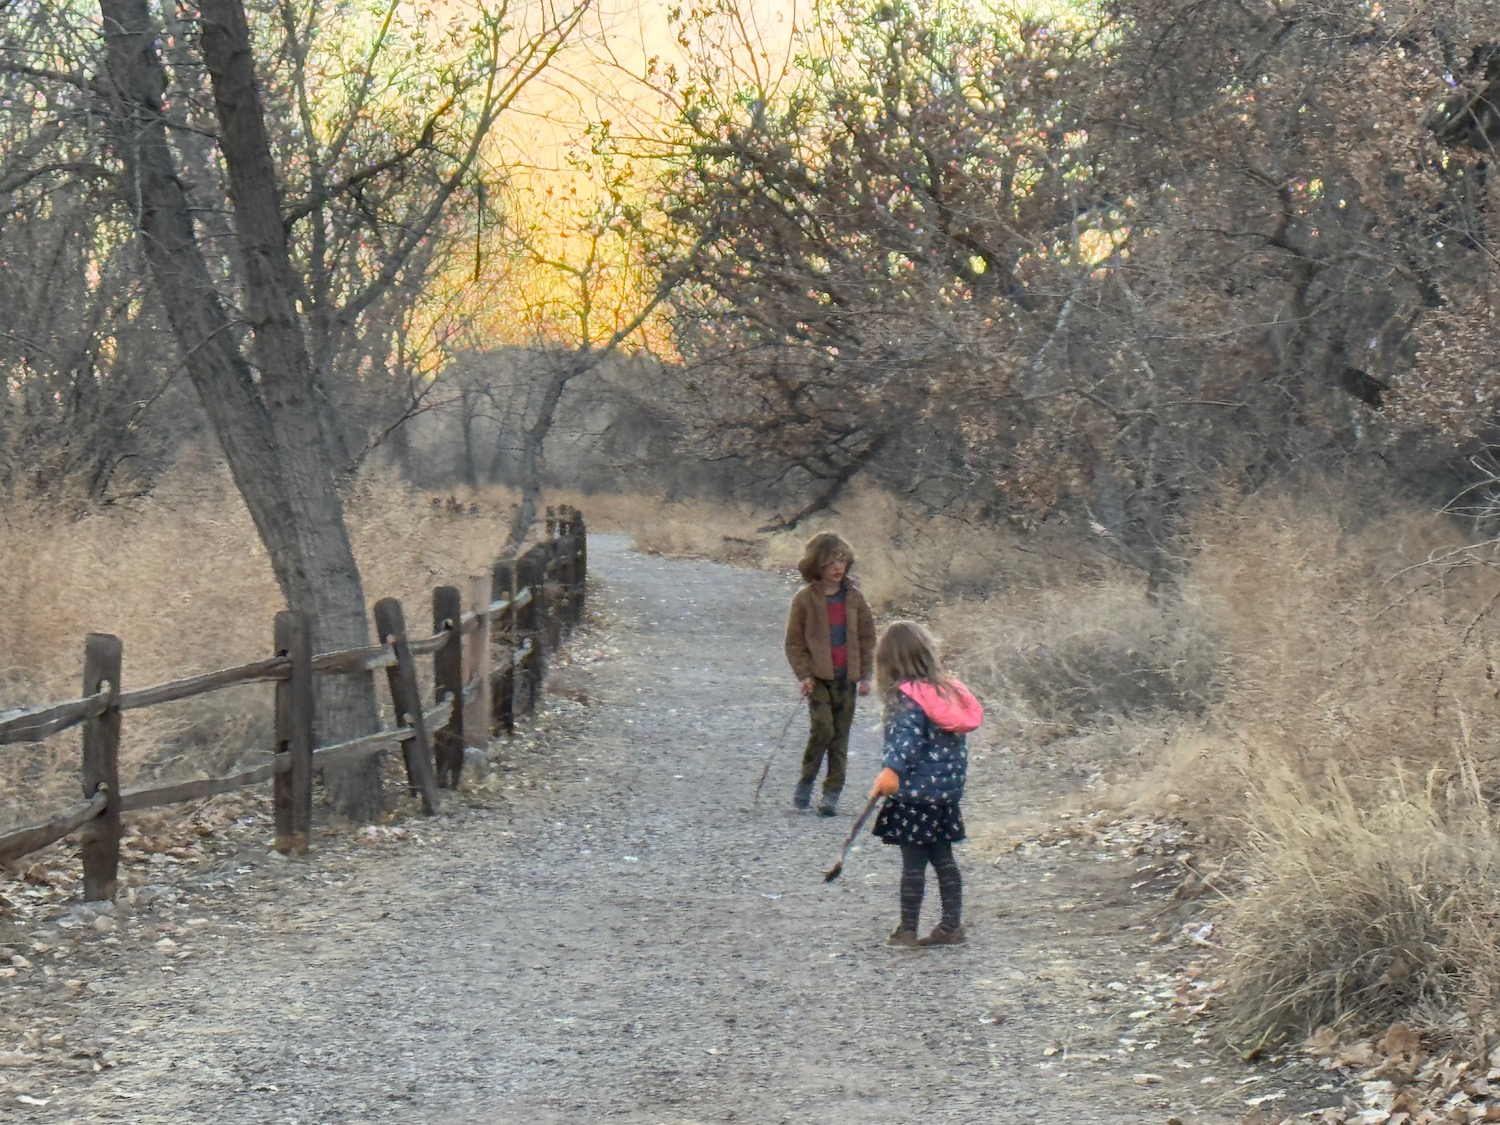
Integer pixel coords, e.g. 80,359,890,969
546,547,564,651
462,575,491,751
563,508,583,627
373,598,440,815
552,508,572,633
519,546,548,714
572,508,587,619
80,633,122,901
273,610,314,854
491,559,515,734
432,586,464,789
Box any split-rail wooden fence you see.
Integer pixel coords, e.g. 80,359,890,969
0,506,588,902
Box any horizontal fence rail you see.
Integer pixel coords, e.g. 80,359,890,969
0,506,588,899
0,691,113,746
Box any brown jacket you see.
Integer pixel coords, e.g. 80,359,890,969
784,582,877,683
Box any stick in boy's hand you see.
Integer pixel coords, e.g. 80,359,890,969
822,791,883,883
753,698,806,808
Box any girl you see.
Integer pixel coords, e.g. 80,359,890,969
784,532,877,816
870,621,983,947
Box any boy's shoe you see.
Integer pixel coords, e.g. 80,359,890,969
792,781,814,811
917,925,967,947
817,788,841,817
885,928,921,949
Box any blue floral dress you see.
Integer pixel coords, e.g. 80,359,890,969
871,692,968,845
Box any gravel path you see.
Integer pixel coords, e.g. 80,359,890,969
6,538,1280,1123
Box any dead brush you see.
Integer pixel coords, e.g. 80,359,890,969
1145,490,1500,820
757,483,1102,613
933,580,1222,735
626,497,765,561
1220,756,1500,1053
0,457,525,830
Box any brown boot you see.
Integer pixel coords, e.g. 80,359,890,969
885,927,920,949
917,924,967,947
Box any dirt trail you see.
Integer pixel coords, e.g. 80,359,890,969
2,537,1318,1123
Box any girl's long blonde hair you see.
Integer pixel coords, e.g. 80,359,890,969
875,620,954,705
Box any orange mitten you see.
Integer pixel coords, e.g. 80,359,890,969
872,767,900,797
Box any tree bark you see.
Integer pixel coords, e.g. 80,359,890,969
459,385,480,490
505,358,579,550
97,0,383,819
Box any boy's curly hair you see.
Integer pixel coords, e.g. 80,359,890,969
797,532,855,584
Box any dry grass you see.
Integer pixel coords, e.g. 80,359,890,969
1221,757,1500,1050
616,482,1115,614
932,581,1221,741
0,457,525,825
0,462,520,701
617,495,768,560
1102,489,1500,1046
756,486,1118,613
1183,493,1500,792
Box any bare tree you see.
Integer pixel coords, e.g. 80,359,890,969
0,0,590,818
658,0,1097,528
270,0,589,473
429,127,699,547
0,5,186,504
92,0,391,815
655,0,1500,568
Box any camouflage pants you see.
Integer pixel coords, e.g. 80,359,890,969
798,677,857,796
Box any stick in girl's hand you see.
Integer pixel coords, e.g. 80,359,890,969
823,791,882,883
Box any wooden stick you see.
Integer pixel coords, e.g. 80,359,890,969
312,728,407,767
462,575,491,754
0,690,111,745
120,760,282,813
310,643,396,676
752,699,805,808
823,792,882,883
117,655,289,711
491,559,516,734
432,586,465,789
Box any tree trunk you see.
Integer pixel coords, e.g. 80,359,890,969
505,360,577,550
459,385,480,490
98,0,384,820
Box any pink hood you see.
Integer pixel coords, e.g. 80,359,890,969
900,679,983,734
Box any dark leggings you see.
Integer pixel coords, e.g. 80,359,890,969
899,842,962,933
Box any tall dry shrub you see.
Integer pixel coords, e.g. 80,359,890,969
0,459,520,702
1223,760,1500,1050
934,580,1221,743
1184,492,1500,794
1155,489,1500,1045
0,453,279,701
625,497,766,562
757,485,1109,612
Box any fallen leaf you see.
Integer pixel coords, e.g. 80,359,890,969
1306,1026,1341,1057
1382,1023,1421,1062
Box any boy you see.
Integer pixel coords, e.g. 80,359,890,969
784,532,876,816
